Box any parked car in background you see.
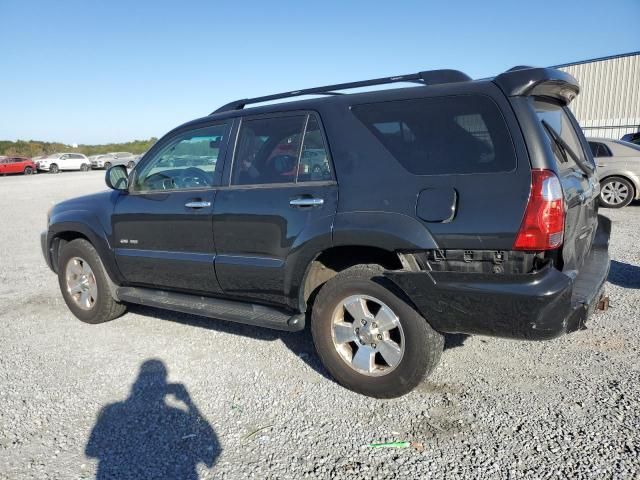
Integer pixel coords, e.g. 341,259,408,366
0,156,38,175
37,153,91,173
90,152,139,169
620,131,640,145
588,137,640,208
88,154,111,170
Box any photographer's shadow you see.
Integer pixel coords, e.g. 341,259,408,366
85,359,219,480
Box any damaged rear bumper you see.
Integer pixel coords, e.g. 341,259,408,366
386,216,611,341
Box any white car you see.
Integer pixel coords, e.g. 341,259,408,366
37,153,92,173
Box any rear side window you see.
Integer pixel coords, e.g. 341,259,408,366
534,100,592,169
351,95,516,175
588,142,611,158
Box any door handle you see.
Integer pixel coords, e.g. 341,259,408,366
289,197,324,207
185,201,211,209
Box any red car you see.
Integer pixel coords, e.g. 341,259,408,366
0,157,38,175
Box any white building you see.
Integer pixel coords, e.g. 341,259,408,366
554,51,640,140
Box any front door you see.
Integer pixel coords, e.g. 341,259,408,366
213,112,338,306
112,121,231,294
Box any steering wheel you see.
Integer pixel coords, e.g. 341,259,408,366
143,172,177,190
179,167,211,188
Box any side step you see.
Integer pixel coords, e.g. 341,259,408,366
116,287,305,332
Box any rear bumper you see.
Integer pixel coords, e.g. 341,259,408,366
386,215,611,341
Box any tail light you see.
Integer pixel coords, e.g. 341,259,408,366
513,169,565,251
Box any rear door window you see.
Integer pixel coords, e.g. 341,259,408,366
231,113,333,185
298,115,332,182
351,95,516,175
232,115,306,185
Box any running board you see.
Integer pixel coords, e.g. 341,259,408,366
116,287,305,332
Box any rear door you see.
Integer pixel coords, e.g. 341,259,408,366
534,100,599,271
7,158,22,174
112,121,231,294
58,154,73,170
212,112,337,306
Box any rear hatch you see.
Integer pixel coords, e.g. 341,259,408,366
533,100,600,272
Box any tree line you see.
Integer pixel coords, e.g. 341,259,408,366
0,138,158,158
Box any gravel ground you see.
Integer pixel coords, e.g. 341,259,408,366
0,170,639,479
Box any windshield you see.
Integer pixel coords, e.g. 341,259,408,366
534,100,594,170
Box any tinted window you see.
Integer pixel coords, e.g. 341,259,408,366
298,115,332,182
588,142,611,158
351,95,516,175
232,115,306,185
134,123,229,192
534,100,592,169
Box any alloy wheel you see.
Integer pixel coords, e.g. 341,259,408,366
65,257,98,310
601,181,630,206
331,295,405,376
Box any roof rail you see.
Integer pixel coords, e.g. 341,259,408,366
211,69,472,114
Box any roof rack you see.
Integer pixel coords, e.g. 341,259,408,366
211,69,472,114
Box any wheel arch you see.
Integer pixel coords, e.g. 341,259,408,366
297,245,411,313
47,218,123,285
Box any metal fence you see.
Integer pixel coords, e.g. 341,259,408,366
580,124,640,141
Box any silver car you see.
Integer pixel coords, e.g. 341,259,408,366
588,138,640,208
89,152,139,170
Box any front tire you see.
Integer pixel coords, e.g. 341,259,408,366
311,264,443,398
57,239,127,324
49,163,59,174
600,177,634,208
24,166,33,175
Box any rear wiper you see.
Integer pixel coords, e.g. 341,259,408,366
541,120,594,176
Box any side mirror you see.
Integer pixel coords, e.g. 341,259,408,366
105,165,129,191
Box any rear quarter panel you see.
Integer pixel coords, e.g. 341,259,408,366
321,82,531,250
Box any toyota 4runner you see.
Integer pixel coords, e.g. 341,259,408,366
41,66,610,398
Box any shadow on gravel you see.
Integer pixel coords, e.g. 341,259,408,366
127,304,332,380
444,333,470,350
85,359,219,480
608,260,640,289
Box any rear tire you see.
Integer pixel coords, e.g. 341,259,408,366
600,176,634,208
49,163,59,174
80,163,90,172
311,264,443,398
57,239,127,324
24,166,33,175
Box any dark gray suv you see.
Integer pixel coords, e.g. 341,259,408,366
41,66,610,398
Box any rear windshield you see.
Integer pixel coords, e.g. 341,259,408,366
534,100,593,169
352,95,516,175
